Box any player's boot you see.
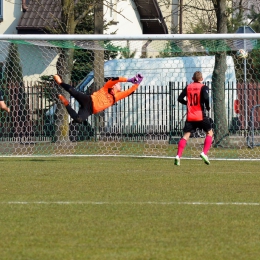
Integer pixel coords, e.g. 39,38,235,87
200,152,210,165
53,74,63,85
57,94,69,106
174,156,180,166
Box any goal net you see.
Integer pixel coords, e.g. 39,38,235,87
0,34,259,159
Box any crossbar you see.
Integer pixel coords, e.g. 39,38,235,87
0,33,260,41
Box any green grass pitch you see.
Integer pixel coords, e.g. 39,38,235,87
1,156,260,259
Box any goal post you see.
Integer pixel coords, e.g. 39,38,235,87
0,33,260,159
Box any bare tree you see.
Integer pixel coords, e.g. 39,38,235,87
183,0,217,34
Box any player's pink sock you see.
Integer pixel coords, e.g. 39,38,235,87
203,136,212,155
177,138,187,157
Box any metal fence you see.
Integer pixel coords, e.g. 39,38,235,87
0,81,245,142
96,81,239,140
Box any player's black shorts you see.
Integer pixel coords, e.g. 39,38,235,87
183,117,212,133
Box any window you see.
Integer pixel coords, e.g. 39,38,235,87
0,0,3,21
109,0,113,18
108,0,118,24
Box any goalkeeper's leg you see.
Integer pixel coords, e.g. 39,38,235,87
54,75,88,106
57,94,82,123
57,93,92,124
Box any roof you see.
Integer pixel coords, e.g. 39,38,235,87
17,1,61,34
16,0,168,34
133,0,168,34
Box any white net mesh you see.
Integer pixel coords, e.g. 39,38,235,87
0,34,260,159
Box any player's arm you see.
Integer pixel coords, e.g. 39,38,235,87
0,101,10,112
115,74,143,102
201,85,210,111
177,86,188,105
102,77,128,90
115,83,139,102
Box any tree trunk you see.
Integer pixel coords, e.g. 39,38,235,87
94,3,104,140
54,0,76,144
55,48,75,143
212,52,229,146
212,0,230,147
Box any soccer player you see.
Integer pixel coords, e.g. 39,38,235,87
0,90,10,113
174,71,213,166
53,74,143,123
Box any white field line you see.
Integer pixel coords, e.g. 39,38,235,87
0,154,260,161
1,201,260,206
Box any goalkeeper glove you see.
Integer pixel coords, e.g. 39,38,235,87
127,74,143,84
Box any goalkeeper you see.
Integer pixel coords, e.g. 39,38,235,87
53,74,143,123
174,71,213,166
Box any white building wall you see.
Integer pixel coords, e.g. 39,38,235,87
0,0,23,34
19,45,58,82
0,0,145,79
104,0,142,35
103,0,144,58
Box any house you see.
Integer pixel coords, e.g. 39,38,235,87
169,0,216,34
16,0,168,35
0,0,167,81
169,0,260,34
0,0,25,34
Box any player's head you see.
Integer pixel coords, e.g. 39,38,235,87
108,82,121,95
113,82,121,92
192,71,203,82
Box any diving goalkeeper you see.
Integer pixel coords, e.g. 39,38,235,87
53,74,143,124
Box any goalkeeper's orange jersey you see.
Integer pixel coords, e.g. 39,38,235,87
91,77,139,114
